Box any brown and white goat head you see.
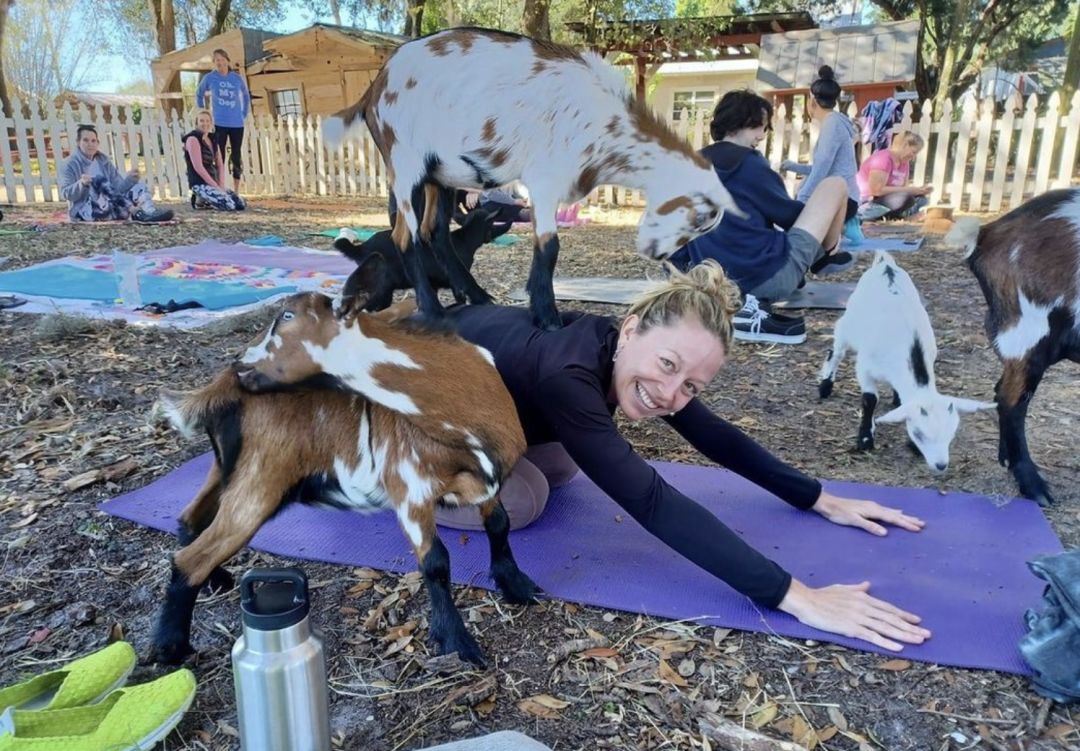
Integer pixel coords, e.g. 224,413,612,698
234,293,346,393
635,153,748,259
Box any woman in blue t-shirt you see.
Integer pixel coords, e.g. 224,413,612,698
195,49,250,195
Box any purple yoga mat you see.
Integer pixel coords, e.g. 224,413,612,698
101,454,1060,674
143,240,356,276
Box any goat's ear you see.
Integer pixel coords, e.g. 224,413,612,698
337,254,385,318
950,397,997,413
876,404,912,424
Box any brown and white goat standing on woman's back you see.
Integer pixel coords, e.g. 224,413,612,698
948,188,1080,506
150,293,535,667
323,27,740,330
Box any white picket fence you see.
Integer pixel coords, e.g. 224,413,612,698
3,92,1079,213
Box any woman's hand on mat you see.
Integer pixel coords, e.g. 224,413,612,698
780,579,931,651
811,490,925,536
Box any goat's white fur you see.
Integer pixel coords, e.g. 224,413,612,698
819,253,993,471
324,29,740,260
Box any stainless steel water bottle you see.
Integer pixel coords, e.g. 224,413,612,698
232,567,331,751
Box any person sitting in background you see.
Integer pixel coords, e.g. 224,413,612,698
856,130,931,221
780,65,863,245
183,110,246,211
670,90,853,346
59,125,173,223
462,181,532,223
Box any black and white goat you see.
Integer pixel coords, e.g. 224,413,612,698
323,27,740,330
335,208,512,312
150,294,534,667
947,188,1080,505
819,252,994,471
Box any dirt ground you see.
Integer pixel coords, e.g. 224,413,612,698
0,196,1077,751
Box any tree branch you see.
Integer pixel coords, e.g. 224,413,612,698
209,0,231,38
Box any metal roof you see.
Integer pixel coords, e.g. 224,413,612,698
756,20,919,91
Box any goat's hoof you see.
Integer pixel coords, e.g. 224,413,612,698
204,566,235,594
494,568,540,605
468,290,494,306
431,630,486,668
857,436,875,451
533,313,563,332
147,639,195,666
818,380,833,399
1014,463,1054,506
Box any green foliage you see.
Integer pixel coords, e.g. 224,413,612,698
101,0,289,60
673,0,735,17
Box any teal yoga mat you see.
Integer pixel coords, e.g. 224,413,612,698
0,264,295,311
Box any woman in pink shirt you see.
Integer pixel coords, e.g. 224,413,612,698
183,110,245,211
856,130,931,221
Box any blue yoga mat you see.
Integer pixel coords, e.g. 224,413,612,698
101,455,1059,673
0,264,295,311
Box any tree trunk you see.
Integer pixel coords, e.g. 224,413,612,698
329,0,341,26
932,0,972,112
0,0,12,117
913,15,933,102
209,0,233,38
403,0,425,37
1063,8,1080,105
149,0,183,116
523,0,551,41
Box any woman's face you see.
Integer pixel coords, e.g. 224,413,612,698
896,140,922,163
213,53,230,73
611,315,726,421
77,130,99,159
196,113,213,133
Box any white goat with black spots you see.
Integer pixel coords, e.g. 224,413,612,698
818,252,994,472
947,187,1080,506
322,26,740,330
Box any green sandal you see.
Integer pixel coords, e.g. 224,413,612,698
0,642,136,712
0,668,196,750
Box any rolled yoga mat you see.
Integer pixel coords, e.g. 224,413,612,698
101,455,1059,674
510,278,855,310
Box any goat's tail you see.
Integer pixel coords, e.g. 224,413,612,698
323,85,372,148
333,231,370,264
154,369,240,439
944,217,982,259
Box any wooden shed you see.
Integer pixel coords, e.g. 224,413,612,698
244,24,406,118
756,20,920,112
151,27,282,111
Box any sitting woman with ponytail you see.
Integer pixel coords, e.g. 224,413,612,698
436,261,931,652
781,65,862,243
183,110,246,211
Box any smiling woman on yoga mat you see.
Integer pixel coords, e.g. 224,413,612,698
435,260,931,651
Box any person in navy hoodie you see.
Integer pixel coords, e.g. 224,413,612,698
195,49,250,195
670,90,853,346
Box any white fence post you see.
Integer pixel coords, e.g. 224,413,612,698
1056,92,1080,190
2,97,1077,209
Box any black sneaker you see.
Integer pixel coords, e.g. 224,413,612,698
133,208,175,223
810,250,855,276
733,295,807,344
733,293,765,324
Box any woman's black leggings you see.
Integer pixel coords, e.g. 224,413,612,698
213,126,244,180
